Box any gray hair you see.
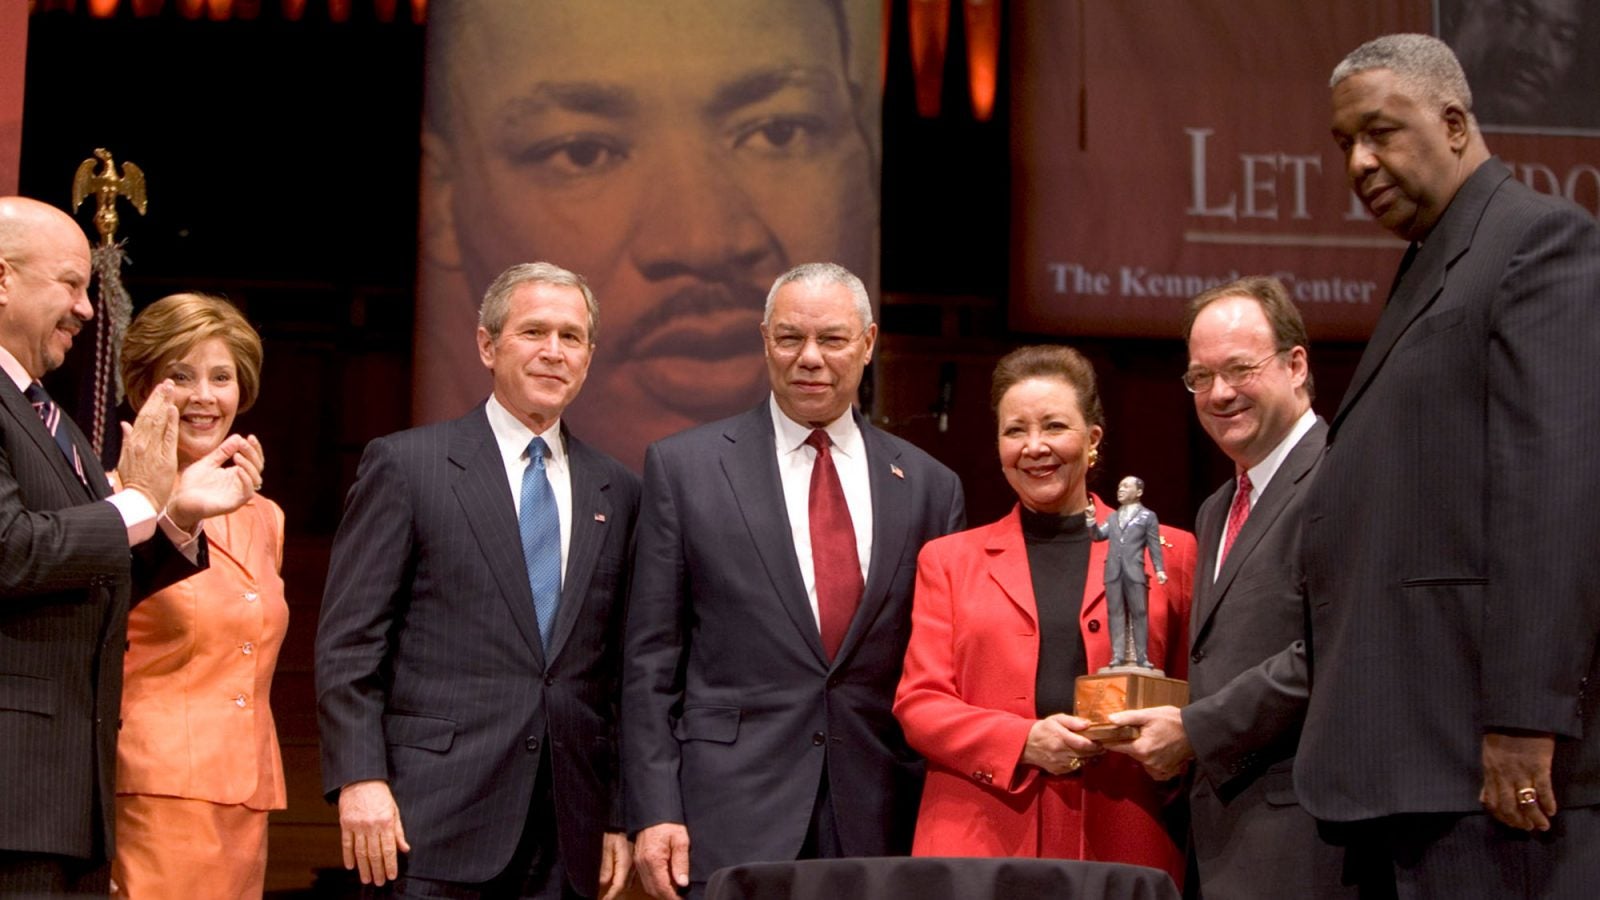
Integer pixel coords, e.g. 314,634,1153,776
763,262,874,329
478,262,599,343
1330,33,1474,118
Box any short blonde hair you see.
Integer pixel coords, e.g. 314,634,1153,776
121,292,264,412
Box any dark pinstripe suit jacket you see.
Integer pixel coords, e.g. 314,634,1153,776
1296,159,1600,820
622,403,965,882
1182,418,1346,895
0,375,198,863
316,404,639,889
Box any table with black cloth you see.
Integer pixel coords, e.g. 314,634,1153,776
705,857,1180,900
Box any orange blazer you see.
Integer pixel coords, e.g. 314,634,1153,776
116,495,288,809
894,497,1195,883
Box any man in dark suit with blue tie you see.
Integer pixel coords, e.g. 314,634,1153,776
1296,35,1600,897
623,263,965,899
0,196,261,893
316,262,640,898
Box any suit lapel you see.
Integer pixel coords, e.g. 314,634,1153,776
1194,419,1328,645
0,378,98,501
450,407,546,664
1333,160,1510,432
835,418,908,664
58,409,110,499
1190,487,1229,642
984,507,1037,628
546,429,610,662
719,406,825,664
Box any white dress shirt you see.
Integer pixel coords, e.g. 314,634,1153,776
770,395,874,630
1214,407,1316,579
485,393,574,579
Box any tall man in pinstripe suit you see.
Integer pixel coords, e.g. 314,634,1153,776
1296,35,1600,897
0,196,261,893
317,263,639,899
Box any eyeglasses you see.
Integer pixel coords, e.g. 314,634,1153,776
1181,351,1284,393
766,330,864,358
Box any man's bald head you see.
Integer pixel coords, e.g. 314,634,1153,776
0,197,94,377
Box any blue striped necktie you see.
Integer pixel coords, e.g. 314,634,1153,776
25,381,86,485
519,436,562,650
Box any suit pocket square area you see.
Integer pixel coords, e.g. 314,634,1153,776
671,705,741,744
0,673,57,717
382,712,457,752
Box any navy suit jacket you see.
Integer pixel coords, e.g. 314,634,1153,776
0,376,199,862
1297,159,1600,820
1182,418,1345,895
316,406,640,888
621,403,965,881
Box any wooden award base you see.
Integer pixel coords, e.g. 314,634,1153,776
1074,669,1189,742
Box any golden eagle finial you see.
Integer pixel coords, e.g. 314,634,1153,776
71,148,147,247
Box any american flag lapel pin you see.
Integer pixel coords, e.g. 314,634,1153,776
594,512,607,523
890,464,905,480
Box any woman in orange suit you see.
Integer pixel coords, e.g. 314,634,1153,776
111,293,285,898
894,345,1195,886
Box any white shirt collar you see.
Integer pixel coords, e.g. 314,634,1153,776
768,394,864,459
1243,408,1316,499
0,345,34,392
485,393,566,469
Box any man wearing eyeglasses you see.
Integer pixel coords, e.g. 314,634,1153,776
1105,276,1348,898
622,262,964,900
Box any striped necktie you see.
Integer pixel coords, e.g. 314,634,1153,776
25,381,86,485
1220,471,1253,566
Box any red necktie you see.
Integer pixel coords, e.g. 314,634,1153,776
1220,470,1253,564
807,429,862,660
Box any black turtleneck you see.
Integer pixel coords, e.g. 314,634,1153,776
1020,506,1092,718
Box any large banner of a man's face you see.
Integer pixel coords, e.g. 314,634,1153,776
414,0,882,470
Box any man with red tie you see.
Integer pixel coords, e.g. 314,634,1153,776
623,262,965,900
1104,276,1347,897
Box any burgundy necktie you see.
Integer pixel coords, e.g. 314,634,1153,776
1220,470,1253,565
807,429,863,660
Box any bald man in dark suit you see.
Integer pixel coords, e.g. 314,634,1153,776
0,196,259,893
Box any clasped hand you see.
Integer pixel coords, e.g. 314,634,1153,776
1023,713,1103,775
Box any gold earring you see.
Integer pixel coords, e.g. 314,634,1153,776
1088,446,1099,467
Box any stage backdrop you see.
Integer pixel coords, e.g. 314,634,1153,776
1011,0,1600,342
413,0,884,471
1,0,25,195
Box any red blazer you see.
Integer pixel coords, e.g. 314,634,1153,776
894,497,1195,884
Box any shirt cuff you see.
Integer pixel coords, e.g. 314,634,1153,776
109,488,204,563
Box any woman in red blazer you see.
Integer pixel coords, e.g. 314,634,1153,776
894,345,1195,886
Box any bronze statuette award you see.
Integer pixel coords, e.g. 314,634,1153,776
1076,476,1188,741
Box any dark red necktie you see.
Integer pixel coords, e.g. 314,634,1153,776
1220,470,1253,565
807,429,862,660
